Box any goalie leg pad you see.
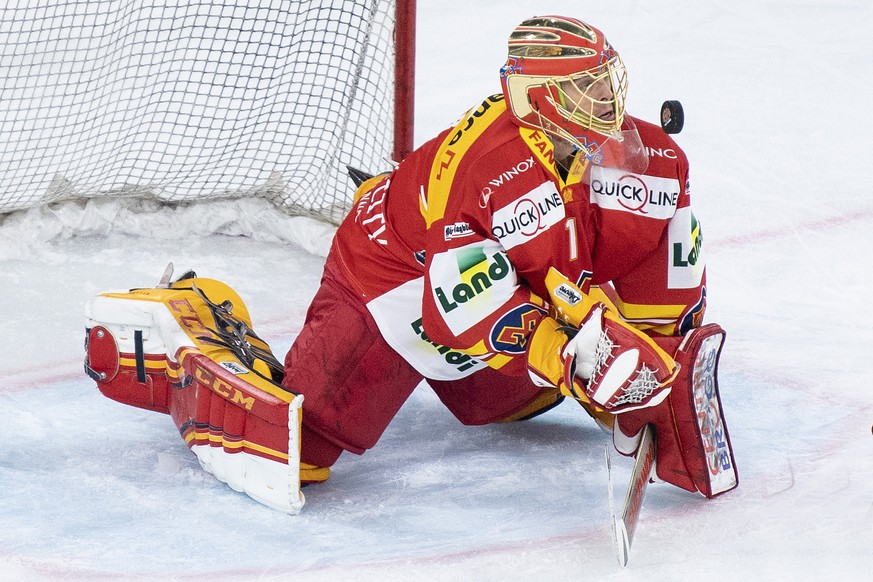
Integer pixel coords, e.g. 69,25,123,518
614,323,738,498
173,351,305,513
85,275,306,513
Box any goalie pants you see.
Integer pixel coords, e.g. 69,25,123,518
282,248,549,468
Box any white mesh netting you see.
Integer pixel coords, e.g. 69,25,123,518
0,0,397,226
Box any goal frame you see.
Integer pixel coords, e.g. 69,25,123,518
394,0,416,162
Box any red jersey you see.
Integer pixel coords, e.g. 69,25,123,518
332,94,706,381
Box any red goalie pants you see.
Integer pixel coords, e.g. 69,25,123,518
282,248,547,468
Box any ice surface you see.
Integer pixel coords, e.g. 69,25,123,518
2,1,872,580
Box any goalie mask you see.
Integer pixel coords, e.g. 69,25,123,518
500,16,631,164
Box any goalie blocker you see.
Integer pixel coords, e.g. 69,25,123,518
615,323,738,498
83,267,307,514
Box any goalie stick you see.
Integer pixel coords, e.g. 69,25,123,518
607,423,656,567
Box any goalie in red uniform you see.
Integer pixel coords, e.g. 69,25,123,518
284,15,736,494
85,15,737,512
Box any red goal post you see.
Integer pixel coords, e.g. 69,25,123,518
0,0,416,226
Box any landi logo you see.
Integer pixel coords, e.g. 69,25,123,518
589,166,680,219
434,246,512,314
410,317,480,373
668,207,705,289
672,212,702,268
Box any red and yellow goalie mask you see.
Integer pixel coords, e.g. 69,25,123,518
500,16,629,162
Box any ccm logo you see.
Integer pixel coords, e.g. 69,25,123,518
194,364,255,411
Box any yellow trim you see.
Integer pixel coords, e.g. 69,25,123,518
518,126,590,192
484,353,513,370
300,463,331,483
586,285,618,313
423,96,506,227
545,267,611,326
496,387,562,423
119,356,166,370
352,173,389,204
184,429,289,462
520,126,561,184
420,94,592,228
613,298,686,322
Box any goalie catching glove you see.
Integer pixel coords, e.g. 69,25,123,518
84,264,313,514
527,268,679,413
527,268,738,498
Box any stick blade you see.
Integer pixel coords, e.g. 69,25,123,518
607,424,656,567
605,444,632,567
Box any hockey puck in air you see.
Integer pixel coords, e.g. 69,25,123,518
660,100,684,134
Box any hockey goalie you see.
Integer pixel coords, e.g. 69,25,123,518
84,14,737,513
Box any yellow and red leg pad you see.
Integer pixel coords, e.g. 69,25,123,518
614,323,738,498
84,324,174,414
84,278,307,513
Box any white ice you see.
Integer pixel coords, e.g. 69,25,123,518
2,1,872,580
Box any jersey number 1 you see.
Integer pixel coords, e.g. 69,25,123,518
565,217,578,261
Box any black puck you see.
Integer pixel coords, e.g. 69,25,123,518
660,100,684,134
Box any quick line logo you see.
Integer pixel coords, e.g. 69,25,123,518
589,166,679,219
491,182,565,249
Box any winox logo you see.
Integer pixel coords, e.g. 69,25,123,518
491,182,565,249
487,156,536,189
589,166,680,220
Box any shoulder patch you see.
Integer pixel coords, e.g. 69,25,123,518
489,304,547,354
668,207,705,289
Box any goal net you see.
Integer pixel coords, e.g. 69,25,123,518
0,0,410,226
